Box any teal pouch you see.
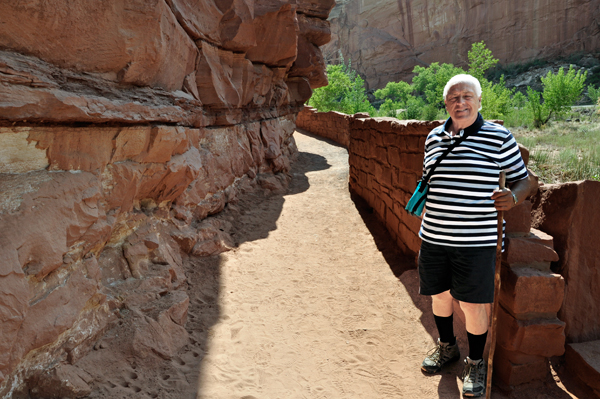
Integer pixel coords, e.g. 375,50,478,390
405,180,429,217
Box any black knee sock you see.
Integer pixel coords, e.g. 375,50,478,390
434,314,456,345
467,331,488,361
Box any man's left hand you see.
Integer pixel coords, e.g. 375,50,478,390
491,188,515,211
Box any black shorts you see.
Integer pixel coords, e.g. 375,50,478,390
418,240,496,304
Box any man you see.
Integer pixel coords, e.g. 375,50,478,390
418,74,536,397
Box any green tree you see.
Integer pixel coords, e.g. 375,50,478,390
588,85,600,105
468,41,499,81
377,98,403,117
542,66,587,118
374,81,414,105
511,91,527,108
527,66,587,127
308,63,375,115
401,96,426,119
480,76,514,120
412,62,466,108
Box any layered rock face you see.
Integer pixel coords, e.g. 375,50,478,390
323,0,600,90
0,0,333,396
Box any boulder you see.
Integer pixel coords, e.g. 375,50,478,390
28,363,93,399
11,267,98,373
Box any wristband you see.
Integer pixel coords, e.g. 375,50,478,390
511,192,518,205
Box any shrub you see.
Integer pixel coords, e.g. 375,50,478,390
527,66,588,127
589,85,600,104
308,63,375,115
401,96,426,119
412,62,466,108
480,76,514,120
542,66,587,118
374,81,413,105
511,91,528,108
377,98,403,117
468,41,499,81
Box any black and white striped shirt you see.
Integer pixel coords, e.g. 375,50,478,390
419,114,528,247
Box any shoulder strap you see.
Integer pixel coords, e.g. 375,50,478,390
422,133,469,183
423,113,483,183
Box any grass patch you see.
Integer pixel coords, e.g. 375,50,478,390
511,120,600,183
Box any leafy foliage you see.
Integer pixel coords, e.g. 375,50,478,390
526,66,588,127
308,42,591,129
377,98,403,117
373,81,413,105
480,77,514,120
541,66,587,119
468,41,499,81
588,85,600,104
308,63,375,115
412,62,466,108
400,96,426,119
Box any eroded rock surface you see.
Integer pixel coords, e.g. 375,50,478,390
324,0,600,90
0,0,333,397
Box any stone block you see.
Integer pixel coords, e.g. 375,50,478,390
496,306,565,357
565,341,600,396
500,266,564,319
493,346,548,387
533,181,600,343
504,200,532,235
503,228,558,267
385,207,400,233
400,153,424,174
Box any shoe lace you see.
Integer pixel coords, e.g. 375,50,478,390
463,360,485,384
426,345,442,362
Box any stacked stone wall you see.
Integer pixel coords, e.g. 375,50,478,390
296,106,352,147
347,117,439,255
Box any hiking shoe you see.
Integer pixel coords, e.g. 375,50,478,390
421,338,460,374
462,357,486,397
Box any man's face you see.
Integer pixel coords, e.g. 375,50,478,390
444,83,481,128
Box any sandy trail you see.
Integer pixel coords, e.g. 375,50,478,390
193,131,460,399
85,130,585,399
191,131,588,399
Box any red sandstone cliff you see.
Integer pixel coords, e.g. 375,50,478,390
0,1,333,396
323,0,600,90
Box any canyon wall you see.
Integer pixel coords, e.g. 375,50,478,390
0,1,334,396
323,0,600,90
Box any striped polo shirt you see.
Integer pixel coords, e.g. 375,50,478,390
419,114,528,247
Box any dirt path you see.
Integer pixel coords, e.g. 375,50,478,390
85,130,585,399
194,131,444,398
